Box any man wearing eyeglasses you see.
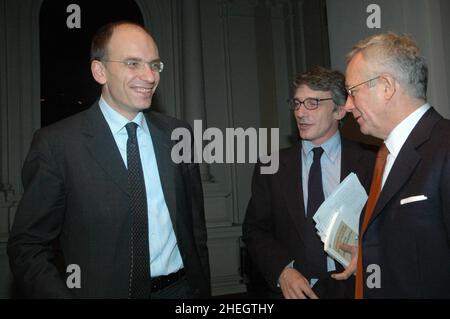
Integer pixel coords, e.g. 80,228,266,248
243,66,376,299
334,32,450,298
8,21,210,299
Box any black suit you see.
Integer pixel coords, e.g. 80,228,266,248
243,137,375,298
7,104,211,298
361,107,450,298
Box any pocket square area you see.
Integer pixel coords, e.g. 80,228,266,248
400,195,428,205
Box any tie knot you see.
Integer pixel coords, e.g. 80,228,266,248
125,122,139,139
377,143,389,159
312,147,324,161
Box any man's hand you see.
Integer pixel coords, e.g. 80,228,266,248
279,267,318,299
331,243,358,280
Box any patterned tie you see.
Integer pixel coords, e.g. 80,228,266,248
305,147,327,276
355,143,389,299
126,122,151,299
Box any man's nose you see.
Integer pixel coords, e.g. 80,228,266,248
294,103,309,117
344,96,354,112
139,64,158,83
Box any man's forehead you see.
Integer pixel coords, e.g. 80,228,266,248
295,85,331,96
108,26,158,57
111,25,151,42
345,64,362,86
346,53,366,76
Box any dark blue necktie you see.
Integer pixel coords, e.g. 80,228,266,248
305,147,327,277
126,122,151,298
307,147,325,217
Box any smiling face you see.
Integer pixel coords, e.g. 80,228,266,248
91,24,160,120
294,85,345,145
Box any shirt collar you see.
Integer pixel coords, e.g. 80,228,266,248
302,130,341,163
99,96,149,136
384,103,430,157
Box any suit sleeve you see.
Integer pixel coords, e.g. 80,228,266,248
7,130,73,298
242,162,293,290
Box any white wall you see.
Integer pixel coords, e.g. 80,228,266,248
326,0,450,119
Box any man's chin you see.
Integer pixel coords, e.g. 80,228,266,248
299,133,312,141
135,100,152,111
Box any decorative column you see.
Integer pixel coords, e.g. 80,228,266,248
181,0,213,182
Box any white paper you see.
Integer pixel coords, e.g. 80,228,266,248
313,173,368,267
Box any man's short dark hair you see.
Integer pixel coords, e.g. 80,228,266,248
90,21,146,62
294,66,348,108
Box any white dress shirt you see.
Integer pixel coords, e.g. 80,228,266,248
382,104,430,188
99,96,184,277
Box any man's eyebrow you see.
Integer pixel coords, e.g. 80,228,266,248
123,56,161,62
123,56,143,61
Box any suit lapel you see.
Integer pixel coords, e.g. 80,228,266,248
280,143,307,240
281,138,355,241
145,112,179,229
83,104,129,196
368,107,442,227
82,105,180,229
371,146,420,223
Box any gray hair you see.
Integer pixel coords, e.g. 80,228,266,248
294,66,347,110
346,32,428,100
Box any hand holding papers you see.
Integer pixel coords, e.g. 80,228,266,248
313,173,368,268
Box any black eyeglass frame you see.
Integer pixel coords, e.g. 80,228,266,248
287,97,334,111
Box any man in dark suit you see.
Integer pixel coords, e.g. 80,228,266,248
7,21,210,298
336,32,450,298
242,66,375,299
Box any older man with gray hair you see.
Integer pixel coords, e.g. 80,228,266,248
334,32,450,299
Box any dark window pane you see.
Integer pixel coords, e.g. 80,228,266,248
40,0,143,127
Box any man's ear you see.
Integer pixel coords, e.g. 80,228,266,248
382,75,396,99
334,105,347,121
91,60,107,85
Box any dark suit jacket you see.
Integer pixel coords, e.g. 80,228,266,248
242,136,375,298
7,104,211,298
361,107,450,298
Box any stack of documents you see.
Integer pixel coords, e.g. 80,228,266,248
313,173,368,267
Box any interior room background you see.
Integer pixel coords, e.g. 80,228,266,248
0,0,449,298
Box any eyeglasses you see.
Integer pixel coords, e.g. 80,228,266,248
101,59,164,73
287,97,333,111
347,76,380,97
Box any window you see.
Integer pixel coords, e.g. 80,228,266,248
40,0,144,126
